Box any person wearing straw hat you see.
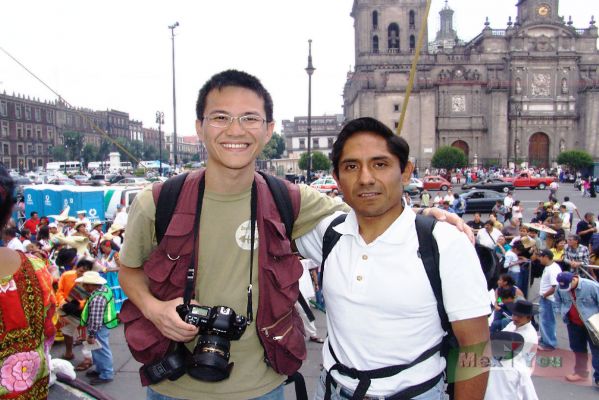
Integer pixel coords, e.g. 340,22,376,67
76,210,91,232
76,270,118,385
107,224,124,247
96,234,127,314
89,221,104,253
555,272,599,386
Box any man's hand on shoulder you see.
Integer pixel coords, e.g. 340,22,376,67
419,207,475,244
145,297,199,343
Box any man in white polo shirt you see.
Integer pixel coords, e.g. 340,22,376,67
297,117,490,400
537,249,562,351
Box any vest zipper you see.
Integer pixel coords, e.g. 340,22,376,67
272,324,293,341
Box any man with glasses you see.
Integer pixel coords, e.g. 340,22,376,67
120,70,469,400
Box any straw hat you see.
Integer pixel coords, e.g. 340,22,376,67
75,271,107,285
108,224,124,234
91,221,104,229
77,210,87,215
74,221,87,230
51,206,70,222
66,216,77,223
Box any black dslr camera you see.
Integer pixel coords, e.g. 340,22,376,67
142,304,247,384
176,304,247,382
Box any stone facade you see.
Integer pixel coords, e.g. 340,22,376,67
344,0,599,168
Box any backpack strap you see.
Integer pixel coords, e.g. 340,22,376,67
414,214,450,333
319,213,347,287
259,171,294,239
154,172,189,245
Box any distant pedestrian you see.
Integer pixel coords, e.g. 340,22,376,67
77,271,118,385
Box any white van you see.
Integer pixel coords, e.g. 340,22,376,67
104,187,142,221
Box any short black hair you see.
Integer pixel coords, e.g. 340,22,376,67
499,273,516,286
331,117,409,177
0,165,15,228
30,211,38,217
498,286,516,299
76,258,94,271
55,248,77,267
3,226,17,238
196,69,274,122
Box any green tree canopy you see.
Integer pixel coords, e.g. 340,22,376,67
298,151,331,172
259,132,285,160
81,143,98,166
431,146,468,170
51,146,66,161
557,149,594,172
63,131,85,160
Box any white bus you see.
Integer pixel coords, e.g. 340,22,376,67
46,161,81,174
88,161,110,170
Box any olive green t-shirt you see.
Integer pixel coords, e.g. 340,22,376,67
120,182,347,399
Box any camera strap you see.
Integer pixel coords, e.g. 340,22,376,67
183,177,257,326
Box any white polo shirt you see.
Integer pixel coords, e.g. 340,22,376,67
296,207,490,396
539,262,562,301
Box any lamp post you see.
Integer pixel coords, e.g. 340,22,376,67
305,39,315,183
169,22,179,168
156,111,164,176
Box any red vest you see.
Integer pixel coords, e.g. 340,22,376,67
120,169,306,385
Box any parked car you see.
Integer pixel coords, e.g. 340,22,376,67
111,177,150,186
47,178,77,186
88,174,116,186
461,178,514,193
405,178,423,196
310,176,338,193
422,175,452,191
503,171,556,189
459,189,507,214
71,174,90,185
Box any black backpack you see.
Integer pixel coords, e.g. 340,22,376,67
320,213,457,397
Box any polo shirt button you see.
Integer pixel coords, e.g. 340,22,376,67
356,275,363,281
362,254,368,260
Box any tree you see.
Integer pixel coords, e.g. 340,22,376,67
259,132,285,160
298,151,331,172
557,149,593,172
51,146,66,161
63,131,85,160
81,144,98,166
142,143,158,161
431,146,468,170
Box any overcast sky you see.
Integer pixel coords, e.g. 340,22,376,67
0,0,595,136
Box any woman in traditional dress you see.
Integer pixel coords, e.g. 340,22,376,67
96,235,127,314
0,165,56,399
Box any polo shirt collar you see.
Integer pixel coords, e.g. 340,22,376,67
333,206,416,245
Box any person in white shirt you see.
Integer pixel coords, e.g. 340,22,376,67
76,210,91,232
537,249,562,351
503,191,515,220
443,189,454,204
88,221,104,251
485,300,538,400
562,196,581,229
297,117,490,400
3,227,25,251
112,204,129,229
558,204,571,231
477,220,502,250
432,194,442,207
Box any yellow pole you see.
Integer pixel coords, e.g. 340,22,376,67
397,0,432,136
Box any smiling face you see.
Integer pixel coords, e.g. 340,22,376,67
196,86,274,174
334,131,412,223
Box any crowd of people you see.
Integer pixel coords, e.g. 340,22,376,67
0,182,130,395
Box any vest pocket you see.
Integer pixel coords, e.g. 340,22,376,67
120,300,170,365
260,308,306,375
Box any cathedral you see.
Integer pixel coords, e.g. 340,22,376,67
343,0,599,168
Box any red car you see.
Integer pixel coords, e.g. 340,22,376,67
310,176,338,193
422,175,452,191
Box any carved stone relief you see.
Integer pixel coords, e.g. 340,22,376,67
451,95,466,112
531,73,551,97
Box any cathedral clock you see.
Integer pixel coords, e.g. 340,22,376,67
536,3,551,17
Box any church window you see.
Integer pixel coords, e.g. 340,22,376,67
372,36,379,53
410,35,416,51
393,104,400,112
388,23,400,52
409,10,416,28
372,11,378,29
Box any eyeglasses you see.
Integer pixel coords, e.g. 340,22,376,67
203,113,267,130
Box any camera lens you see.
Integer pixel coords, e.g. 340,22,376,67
186,334,233,382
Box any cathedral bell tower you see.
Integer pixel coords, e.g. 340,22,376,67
516,0,560,25
351,0,429,61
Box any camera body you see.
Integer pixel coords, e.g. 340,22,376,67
176,304,247,340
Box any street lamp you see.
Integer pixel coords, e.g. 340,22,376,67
169,22,179,168
305,39,315,183
156,111,164,176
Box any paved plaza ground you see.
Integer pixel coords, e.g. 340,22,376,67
50,182,599,399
